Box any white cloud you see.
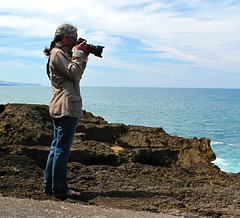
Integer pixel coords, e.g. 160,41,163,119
0,47,43,58
0,0,240,87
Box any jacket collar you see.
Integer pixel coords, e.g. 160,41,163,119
54,42,73,57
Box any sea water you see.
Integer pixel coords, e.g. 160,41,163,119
0,86,239,173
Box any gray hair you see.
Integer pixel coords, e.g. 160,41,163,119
43,23,78,56
54,24,78,42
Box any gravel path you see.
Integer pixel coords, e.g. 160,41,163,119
0,196,178,218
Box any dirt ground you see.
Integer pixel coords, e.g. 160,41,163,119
1,153,240,217
1,196,180,218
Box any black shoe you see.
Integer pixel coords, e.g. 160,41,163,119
43,189,53,195
54,189,81,200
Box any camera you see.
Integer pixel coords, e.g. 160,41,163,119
76,38,104,58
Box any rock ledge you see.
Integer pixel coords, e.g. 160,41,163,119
0,104,239,217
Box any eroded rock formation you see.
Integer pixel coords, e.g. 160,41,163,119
0,104,239,217
0,104,215,168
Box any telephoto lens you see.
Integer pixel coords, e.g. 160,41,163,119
76,38,104,58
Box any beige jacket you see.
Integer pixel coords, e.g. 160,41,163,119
48,42,87,118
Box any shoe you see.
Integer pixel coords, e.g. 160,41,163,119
66,189,81,198
43,189,53,195
54,189,81,200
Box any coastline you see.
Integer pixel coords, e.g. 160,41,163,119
0,104,240,217
1,86,239,173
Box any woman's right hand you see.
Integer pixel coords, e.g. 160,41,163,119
74,40,88,52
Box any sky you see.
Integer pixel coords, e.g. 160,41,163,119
0,0,240,88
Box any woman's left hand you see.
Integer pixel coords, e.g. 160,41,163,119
83,50,90,60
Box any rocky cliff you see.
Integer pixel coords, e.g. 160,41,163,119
0,104,239,217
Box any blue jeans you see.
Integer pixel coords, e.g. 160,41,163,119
44,116,78,195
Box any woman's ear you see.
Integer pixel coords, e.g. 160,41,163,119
61,35,68,44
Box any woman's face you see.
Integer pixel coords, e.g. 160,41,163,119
62,32,78,50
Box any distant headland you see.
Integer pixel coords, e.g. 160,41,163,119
0,80,41,87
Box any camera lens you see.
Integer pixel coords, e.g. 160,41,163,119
76,38,104,58
88,45,104,58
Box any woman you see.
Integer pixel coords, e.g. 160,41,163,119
43,24,89,199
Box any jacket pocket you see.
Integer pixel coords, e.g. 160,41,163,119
68,95,82,112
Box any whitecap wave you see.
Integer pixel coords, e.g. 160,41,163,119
227,143,240,148
212,158,240,173
212,158,228,166
211,141,224,145
212,158,229,172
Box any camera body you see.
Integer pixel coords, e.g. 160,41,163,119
76,38,104,58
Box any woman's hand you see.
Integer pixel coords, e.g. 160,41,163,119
74,40,87,52
83,50,90,60
75,41,90,60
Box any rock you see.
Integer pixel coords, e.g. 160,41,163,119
0,104,52,146
0,103,239,217
0,104,215,168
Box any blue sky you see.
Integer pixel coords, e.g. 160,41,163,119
0,0,240,88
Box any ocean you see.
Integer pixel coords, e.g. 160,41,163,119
0,86,239,173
